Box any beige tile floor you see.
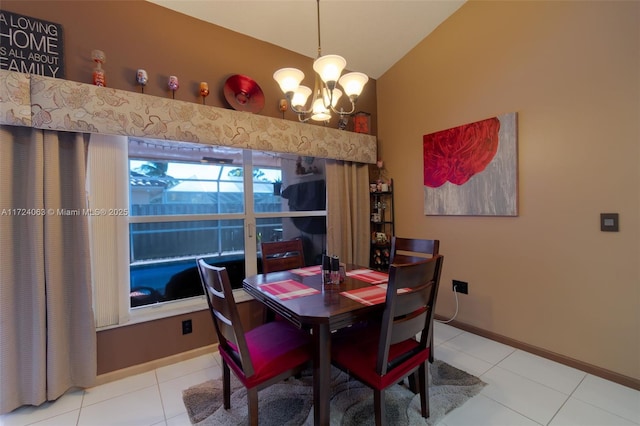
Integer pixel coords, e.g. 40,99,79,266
1,322,638,426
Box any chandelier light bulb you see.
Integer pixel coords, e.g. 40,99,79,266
292,86,312,108
323,87,342,108
311,98,331,121
338,72,369,99
313,54,347,86
273,68,305,94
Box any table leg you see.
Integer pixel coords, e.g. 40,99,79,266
312,323,331,425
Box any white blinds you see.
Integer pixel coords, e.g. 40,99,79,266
86,134,130,328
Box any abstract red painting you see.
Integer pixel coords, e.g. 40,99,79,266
423,112,518,216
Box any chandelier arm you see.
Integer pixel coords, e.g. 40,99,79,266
290,103,313,115
298,114,310,123
320,80,334,110
317,78,341,111
330,101,356,116
311,73,328,111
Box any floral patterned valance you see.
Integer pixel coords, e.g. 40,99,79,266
0,71,31,126
0,70,376,164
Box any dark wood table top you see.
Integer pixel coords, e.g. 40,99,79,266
242,265,385,330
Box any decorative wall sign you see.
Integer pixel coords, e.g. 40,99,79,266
423,112,518,216
0,10,65,78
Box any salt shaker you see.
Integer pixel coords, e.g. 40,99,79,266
322,255,331,285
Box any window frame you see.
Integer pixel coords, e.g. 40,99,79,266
115,144,327,323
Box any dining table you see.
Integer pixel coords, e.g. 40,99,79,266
242,264,391,425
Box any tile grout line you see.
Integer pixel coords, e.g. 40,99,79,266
544,374,587,426
154,369,166,424
447,342,517,370
478,392,546,426
477,355,548,425
569,374,640,425
75,391,85,426
493,350,588,396
475,349,551,426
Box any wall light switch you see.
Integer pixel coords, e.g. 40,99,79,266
600,213,619,232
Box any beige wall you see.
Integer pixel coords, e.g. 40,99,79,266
378,0,639,380
2,0,377,374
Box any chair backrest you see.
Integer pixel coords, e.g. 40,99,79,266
377,255,444,375
260,238,305,274
389,236,440,265
196,258,255,377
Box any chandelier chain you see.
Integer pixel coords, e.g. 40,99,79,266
316,0,322,58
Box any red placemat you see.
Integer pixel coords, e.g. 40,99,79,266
288,265,322,276
346,269,389,284
259,279,320,300
341,284,409,306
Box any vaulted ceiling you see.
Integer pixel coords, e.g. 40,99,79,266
147,1,465,80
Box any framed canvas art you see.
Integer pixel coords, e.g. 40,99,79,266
423,112,518,216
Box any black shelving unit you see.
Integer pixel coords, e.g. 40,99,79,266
370,189,394,270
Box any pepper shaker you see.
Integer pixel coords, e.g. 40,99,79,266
330,256,340,285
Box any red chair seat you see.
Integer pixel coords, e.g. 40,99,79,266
224,321,310,388
332,326,429,390
197,259,312,425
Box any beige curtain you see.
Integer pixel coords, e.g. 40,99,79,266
0,126,96,414
325,160,370,266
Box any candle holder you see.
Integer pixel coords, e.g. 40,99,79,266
278,98,288,118
168,75,179,99
199,82,209,104
91,49,106,87
136,69,148,93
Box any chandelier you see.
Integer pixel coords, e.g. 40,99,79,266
273,0,369,124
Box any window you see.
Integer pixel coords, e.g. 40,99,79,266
126,139,327,310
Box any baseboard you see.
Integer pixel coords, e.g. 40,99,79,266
94,320,639,391
435,317,640,391
94,344,218,387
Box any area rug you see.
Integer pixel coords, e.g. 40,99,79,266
182,360,485,426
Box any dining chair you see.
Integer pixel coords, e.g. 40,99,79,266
259,238,307,323
331,255,444,426
196,258,312,426
389,236,440,264
260,238,305,274
389,236,440,364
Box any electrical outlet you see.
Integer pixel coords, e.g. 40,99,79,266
182,319,192,335
452,280,468,294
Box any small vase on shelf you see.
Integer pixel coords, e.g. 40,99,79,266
91,49,106,87
136,69,148,93
168,75,179,99
200,82,210,104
